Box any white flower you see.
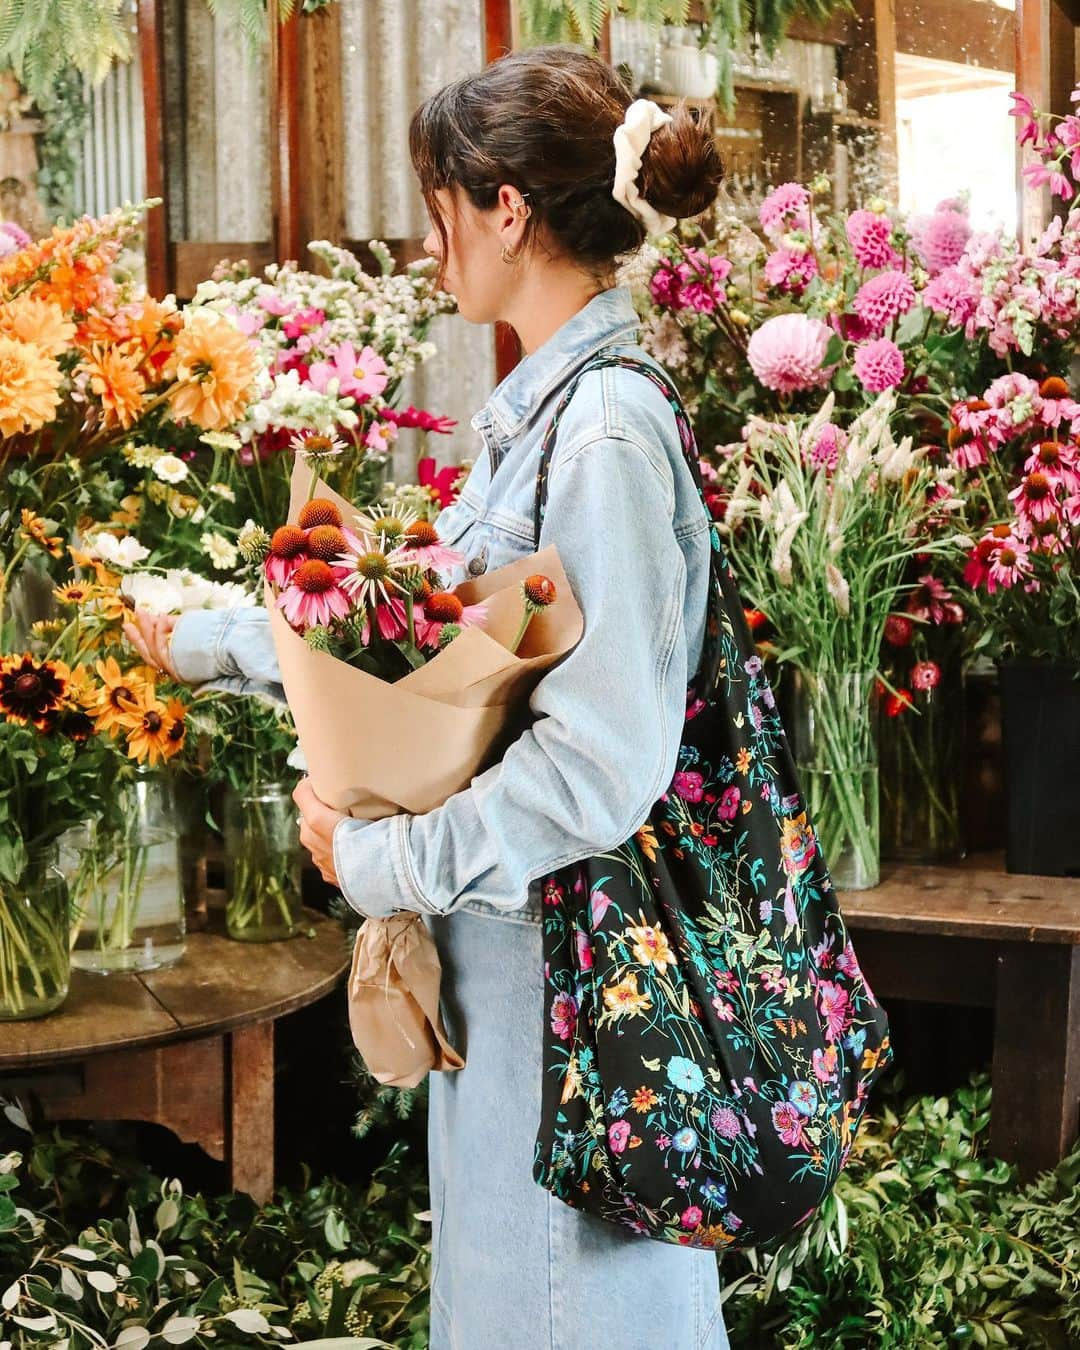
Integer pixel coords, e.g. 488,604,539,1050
825,563,851,617
191,505,206,524
85,533,150,569
209,483,236,502
153,454,189,484
200,430,242,451
122,443,161,469
121,573,185,615
876,434,916,481
200,531,238,571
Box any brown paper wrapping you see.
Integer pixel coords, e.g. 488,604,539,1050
269,458,583,1087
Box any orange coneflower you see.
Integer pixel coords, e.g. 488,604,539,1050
19,509,63,558
64,664,100,712
166,312,258,431
0,339,62,438
93,657,150,736
80,343,146,430
54,581,95,607
162,697,187,758
0,293,76,358
69,543,120,589
0,654,68,727
118,690,177,767
297,498,342,530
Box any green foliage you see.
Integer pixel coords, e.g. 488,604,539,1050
521,0,690,44
34,65,90,222
0,1,130,106
724,1076,1080,1348
0,1100,431,1348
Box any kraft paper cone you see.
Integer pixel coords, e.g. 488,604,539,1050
274,458,583,1085
347,913,464,1088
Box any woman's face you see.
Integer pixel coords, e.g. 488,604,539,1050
422,187,517,324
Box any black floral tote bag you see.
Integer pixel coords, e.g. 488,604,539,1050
531,354,893,1251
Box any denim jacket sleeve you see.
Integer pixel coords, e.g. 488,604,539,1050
332,430,695,918
169,606,286,704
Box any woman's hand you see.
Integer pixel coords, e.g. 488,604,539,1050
293,777,344,887
123,612,181,680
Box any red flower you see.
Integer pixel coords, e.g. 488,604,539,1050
883,614,913,647
417,457,462,508
383,406,457,435
885,689,914,717
911,661,941,691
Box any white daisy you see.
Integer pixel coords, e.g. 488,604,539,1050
153,454,190,484
200,531,239,572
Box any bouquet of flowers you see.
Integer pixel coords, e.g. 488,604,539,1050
716,394,969,888
258,457,583,1085
183,240,457,520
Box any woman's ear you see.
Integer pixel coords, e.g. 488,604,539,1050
495,183,531,251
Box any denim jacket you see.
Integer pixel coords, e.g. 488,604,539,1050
170,287,711,919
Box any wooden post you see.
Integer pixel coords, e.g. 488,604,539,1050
1015,0,1051,245
845,0,899,199
270,6,303,265
228,1022,276,1204
137,0,169,297
296,1,346,249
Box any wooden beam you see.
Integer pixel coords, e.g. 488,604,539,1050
1015,0,1051,245
137,0,169,297
297,2,346,253
895,0,1012,70
844,0,899,196
270,6,303,264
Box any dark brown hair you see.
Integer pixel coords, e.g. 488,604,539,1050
409,46,724,280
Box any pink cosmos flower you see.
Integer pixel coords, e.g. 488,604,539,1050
1009,91,1040,146
384,406,457,435
673,770,705,802
718,786,741,820
308,341,390,401
846,209,899,269
853,337,905,392
815,980,853,1041
551,992,577,1042
910,209,970,274
1023,162,1073,200
759,182,812,239
608,1120,631,1154
282,307,326,340
229,305,267,337
764,245,818,292
681,1206,703,1229
417,457,461,507
853,270,916,331
365,420,398,454
747,314,834,395
771,1101,806,1147
257,291,294,317
277,561,352,630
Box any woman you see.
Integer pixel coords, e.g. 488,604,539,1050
127,47,729,1350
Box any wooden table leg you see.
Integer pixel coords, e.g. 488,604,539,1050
992,943,1080,1178
227,1021,275,1204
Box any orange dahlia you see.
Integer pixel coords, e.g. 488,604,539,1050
0,337,62,437
80,343,146,430
167,313,258,431
0,294,76,357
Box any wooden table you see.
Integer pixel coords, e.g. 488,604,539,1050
0,909,349,1203
840,856,1080,1179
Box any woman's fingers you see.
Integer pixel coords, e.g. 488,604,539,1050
123,612,181,679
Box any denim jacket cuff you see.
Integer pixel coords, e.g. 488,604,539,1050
333,813,429,918
170,609,234,685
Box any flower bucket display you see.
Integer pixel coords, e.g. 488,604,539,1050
792,670,880,891
63,770,185,973
999,663,1080,877
0,842,70,1021
224,781,303,942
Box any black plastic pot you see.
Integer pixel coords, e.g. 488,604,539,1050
999,662,1080,877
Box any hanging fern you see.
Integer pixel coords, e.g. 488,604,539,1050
521,0,691,44
0,0,338,105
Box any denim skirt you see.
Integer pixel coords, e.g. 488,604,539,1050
426,900,731,1350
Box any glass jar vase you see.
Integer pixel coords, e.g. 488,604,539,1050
223,782,302,942
63,769,185,974
791,669,881,891
0,842,71,1020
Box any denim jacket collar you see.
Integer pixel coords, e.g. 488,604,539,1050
471,286,640,448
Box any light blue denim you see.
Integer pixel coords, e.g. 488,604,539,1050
170,287,729,1349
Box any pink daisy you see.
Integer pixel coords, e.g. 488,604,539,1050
853,337,905,392
852,270,916,331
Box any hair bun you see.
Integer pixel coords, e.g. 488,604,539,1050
637,103,724,223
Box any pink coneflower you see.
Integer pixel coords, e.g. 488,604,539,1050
1009,469,1060,521
414,592,488,648
845,209,899,269
277,560,351,630
910,209,970,274
360,598,410,644
986,535,1034,592
747,314,834,395
853,337,905,393
1026,439,1080,492
907,573,963,625
853,270,916,331
759,182,811,239
264,524,308,586
911,661,942,691
397,520,465,575
764,245,818,292
307,341,389,401
364,419,398,454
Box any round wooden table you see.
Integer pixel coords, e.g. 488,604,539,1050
0,909,349,1203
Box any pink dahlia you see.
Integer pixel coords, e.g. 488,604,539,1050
910,209,971,275
853,270,916,331
845,209,899,269
747,314,834,395
764,244,818,292
923,267,976,326
807,423,847,471
853,337,905,392
759,182,812,240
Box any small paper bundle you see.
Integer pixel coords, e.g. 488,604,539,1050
267,458,583,1086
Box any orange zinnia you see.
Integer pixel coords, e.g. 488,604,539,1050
167,313,258,431
81,344,146,430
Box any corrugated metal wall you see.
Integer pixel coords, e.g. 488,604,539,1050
74,55,146,219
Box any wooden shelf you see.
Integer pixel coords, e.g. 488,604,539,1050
830,111,882,130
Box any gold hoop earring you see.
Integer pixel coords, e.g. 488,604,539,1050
500,244,521,264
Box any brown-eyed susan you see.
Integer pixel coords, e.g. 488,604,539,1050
162,697,187,756
119,691,178,766
19,509,63,558
93,657,150,736
0,654,68,727
54,581,95,607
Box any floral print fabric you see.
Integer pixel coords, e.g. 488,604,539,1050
532,356,893,1250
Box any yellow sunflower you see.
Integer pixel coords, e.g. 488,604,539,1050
0,337,62,437
167,312,258,431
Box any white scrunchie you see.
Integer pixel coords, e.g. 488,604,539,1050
612,98,677,238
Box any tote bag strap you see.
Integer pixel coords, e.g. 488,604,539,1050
531,352,724,696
